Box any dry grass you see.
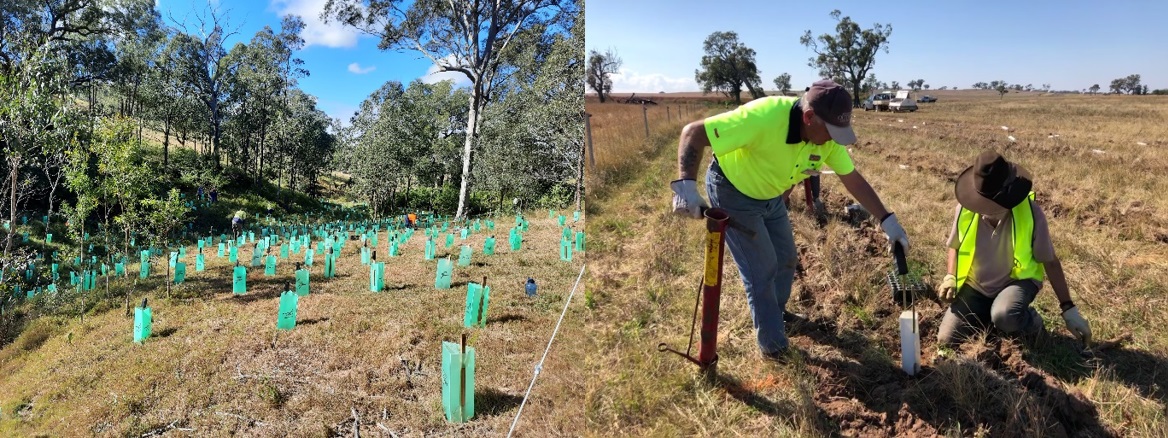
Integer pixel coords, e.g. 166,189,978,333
0,213,587,437
584,91,1168,436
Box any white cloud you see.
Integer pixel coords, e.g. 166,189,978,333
347,62,376,74
610,68,697,93
420,55,472,87
270,0,362,48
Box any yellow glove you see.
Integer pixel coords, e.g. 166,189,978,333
938,274,957,301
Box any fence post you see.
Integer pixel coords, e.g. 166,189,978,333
642,103,649,139
666,106,670,123
585,113,595,167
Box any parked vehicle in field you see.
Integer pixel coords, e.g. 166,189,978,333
917,95,937,103
863,90,893,111
890,90,918,112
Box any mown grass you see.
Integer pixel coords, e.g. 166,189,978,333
583,91,1168,436
0,211,587,436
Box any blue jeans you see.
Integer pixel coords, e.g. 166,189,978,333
706,160,797,354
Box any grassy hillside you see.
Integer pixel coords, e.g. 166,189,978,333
0,126,590,435
583,92,1168,436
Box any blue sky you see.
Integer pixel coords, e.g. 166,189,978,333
156,0,471,125
585,0,1168,93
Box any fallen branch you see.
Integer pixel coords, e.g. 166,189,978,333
351,406,361,438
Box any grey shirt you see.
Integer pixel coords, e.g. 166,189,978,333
946,200,1056,297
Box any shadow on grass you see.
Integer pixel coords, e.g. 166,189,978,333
715,373,800,419
154,326,178,338
1025,331,1168,409
475,387,524,417
490,314,526,325
298,317,329,326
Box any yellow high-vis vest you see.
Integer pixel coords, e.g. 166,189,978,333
955,192,1045,290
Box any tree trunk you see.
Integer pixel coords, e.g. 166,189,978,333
163,113,171,167
575,139,584,212
455,91,482,220
5,156,17,257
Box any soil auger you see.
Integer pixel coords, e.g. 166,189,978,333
658,207,755,382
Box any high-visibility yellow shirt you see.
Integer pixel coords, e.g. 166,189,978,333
704,96,855,200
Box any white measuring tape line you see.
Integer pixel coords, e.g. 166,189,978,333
506,263,586,438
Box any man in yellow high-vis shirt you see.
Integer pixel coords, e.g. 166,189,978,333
670,80,909,362
936,151,1091,346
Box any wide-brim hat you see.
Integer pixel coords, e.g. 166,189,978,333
955,150,1033,215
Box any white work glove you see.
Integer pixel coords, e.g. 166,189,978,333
880,213,910,253
938,274,957,301
1061,306,1092,345
670,179,708,219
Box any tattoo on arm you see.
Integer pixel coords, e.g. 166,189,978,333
678,122,709,180
680,144,701,178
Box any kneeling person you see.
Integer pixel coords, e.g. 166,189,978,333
936,151,1091,346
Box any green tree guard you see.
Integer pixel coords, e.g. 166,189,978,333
463,281,491,328
446,233,455,248
483,237,496,256
435,258,453,290
369,262,385,292
265,255,278,276
390,242,400,257
45,233,52,243
218,243,225,258
460,228,468,240
52,263,59,280
441,338,475,423
361,247,370,265
305,249,314,267
198,239,205,249
174,262,186,284
560,238,573,262
115,262,125,276
196,253,205,272
425,239,436,261
295,264,310,297
562,226,572,241
549,209,555,219
509,233,522,251
233,265,247,294
279,244,289,259
458,245,473,267
324,250,335,279
140,260,150,279
178,247,186,258
169,252,177,269
558,215,566,226
133,302,153,344
574,211,580,222
277,287,299,331
229,246,238,263
576,231,586,251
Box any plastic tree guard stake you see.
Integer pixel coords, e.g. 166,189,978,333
305,249,314,267
179,247,186,258
457,245,473,267
280,244,289,259
425,239,436,260
483,237,496,256
460,228,468,240
195,253,206,271
229,246,238,263
576,231,586,251
445,233,454,248
45,233,52,243
361,247,370,265
435,258,453,290
562,227,572,241
441,338,476,423
900,310,921,376
233,266,247,294
140,260,150,279
276,290,299,331
169,252,177,269
295,265,310,297
218,243,225,258
369,262,385,292
370,234,378,248
133,304,153,344
198,239,205,249
163,258,184,284
558,215,566,226
509,233,522,251
115,262,125,276
389,242,400,257
463,281,491,328
265,255,277,276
